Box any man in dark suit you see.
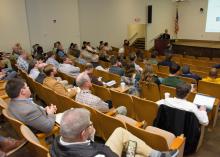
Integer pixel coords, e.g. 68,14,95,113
5,78,57,133
160,29,170,40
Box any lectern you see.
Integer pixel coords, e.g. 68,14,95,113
154,39,170,55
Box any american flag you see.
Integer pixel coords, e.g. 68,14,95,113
175,8,179,34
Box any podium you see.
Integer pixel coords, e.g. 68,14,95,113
154,39,170,55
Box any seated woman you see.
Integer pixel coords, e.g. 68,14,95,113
141,63,160,85
43,64,76,98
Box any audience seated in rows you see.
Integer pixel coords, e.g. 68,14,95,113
50,108,179,157
43,64,76,98
46,51,60,69
109,56,125,76
181,65,202,81
6,78,57,133
202,68,220,84
58,57,80,77
156,83,209,125
161,63,184,87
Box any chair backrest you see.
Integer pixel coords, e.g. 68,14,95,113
57,71,75,85
110,89,135,118
178,76,196,84
55,94,76,113
158,65,169,74
132,96,158,125
92,84,111,101
95,110,126,140
126,123,169,151
139,82,160,101
0,98,8,110
191,70,207,78
2,109,24,138
20,125,48,157
198,80,220,100
156,72,169,78
159,84,176,99
153,105,201,155
41,85,60,107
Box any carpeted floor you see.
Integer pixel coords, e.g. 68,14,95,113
0,113,219,157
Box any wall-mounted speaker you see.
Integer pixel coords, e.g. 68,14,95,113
147,5,152,23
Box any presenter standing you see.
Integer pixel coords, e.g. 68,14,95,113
160,29,170,40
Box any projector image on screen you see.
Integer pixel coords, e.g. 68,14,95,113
206,0,220,32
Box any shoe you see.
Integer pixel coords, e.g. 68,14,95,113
160,150,179,157
0,137,26,153
0,151,6,157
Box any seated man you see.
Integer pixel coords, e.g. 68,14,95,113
43,64,76,98
109,55,125,76
202,68,220,84
156,83,209,125
161,63,184,87
58,57,80,77
5,78,57,133
50,108,178,157
83,63,103,86
75,73,114,113
17,50,29,72
157,53,176,68
180,65,201,81
46,51,60,69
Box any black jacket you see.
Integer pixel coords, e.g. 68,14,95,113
50,136,118,157
153,105,201,155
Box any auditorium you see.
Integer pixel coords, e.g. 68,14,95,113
0,0,219,157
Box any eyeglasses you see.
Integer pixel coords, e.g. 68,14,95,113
81,121,93,133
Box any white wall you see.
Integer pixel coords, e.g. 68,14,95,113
79,0,146,48
146,0,176,49
26,0,80,52
178,0,220,40
0,0,30,52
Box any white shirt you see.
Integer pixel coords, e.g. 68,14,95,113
156,97,209,125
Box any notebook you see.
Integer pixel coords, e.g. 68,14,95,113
104,80,116,87
193,93,215,110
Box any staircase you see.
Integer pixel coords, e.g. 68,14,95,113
131,37,145,50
